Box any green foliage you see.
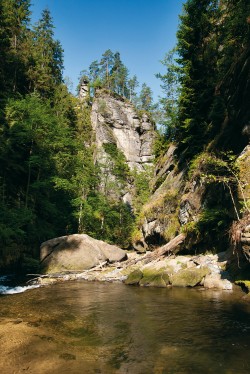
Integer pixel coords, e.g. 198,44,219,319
78,50,157,119
156,47,181,140
77,193,133,248
0,202,33,246
155,1,245,159
103,143,130,182
98,99,109,116
182,207,231,251
153,131,171,161
21,255,40,273
132,166,154,215
197,208,231,235
28,9,64,97
1,94,77,247
188,152,231,180
0,2,142,268
79,49,131,99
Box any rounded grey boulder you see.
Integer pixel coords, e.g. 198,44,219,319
40,234,127,273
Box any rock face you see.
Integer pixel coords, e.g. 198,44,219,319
40,234,127,273
79,80,89,101
91,90,155,171
237,145,250,211
135,144,185,247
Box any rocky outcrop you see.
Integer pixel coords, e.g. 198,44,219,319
40,234,127,273
225,147,250,277
134,144,185,247
236,145,250,211
91,89,156,171
79,80,89,101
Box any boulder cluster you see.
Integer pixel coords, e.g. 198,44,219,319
124,253,233,290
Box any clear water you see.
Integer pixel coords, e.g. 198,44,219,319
0,280,250,373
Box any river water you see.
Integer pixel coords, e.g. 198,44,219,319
0,280,250,374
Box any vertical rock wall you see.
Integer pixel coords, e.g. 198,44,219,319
91,90,156,171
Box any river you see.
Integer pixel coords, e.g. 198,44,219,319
0,280,250,373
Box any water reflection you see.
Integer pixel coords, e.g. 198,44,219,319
0,281,249,373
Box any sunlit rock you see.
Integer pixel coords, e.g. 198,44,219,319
40,234,127,273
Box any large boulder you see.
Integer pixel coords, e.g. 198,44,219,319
40,234,127,273
170,267,210,287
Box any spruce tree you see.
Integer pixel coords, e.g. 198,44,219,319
29,8,64,97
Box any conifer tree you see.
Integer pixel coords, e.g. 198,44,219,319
100,49,114,89
175,0,219,155
128,75,139,102
29,8,64,97
1,0,32,94
139,83,154,112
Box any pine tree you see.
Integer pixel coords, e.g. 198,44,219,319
128,75,139,102
100,49,114,89
139,83,154,112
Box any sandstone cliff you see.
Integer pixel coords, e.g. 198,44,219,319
90,89,156,206
91,89,155,170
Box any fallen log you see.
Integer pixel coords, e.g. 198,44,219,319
153,233,186,256
124,233,186,266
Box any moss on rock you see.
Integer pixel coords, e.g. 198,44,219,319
235,280,250,292
139,268,170,288
124,269,143,285
170,267,210,287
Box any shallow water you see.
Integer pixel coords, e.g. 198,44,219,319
0,281,250,373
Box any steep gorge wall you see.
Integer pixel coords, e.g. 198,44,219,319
134,47,250,273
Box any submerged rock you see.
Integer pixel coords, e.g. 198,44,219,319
40,234,127,273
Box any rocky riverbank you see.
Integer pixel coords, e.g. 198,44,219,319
34,250,239,292
29,233,250,299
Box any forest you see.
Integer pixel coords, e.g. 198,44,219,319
0,0,250,273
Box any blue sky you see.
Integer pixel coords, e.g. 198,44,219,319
31,0,184,100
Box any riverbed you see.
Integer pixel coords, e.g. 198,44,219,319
0,281,250,373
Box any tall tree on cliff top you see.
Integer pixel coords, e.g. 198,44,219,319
100,49,114,89
139,83,154,112
82,50,135,100
109,52,129,96
128,75,139,102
